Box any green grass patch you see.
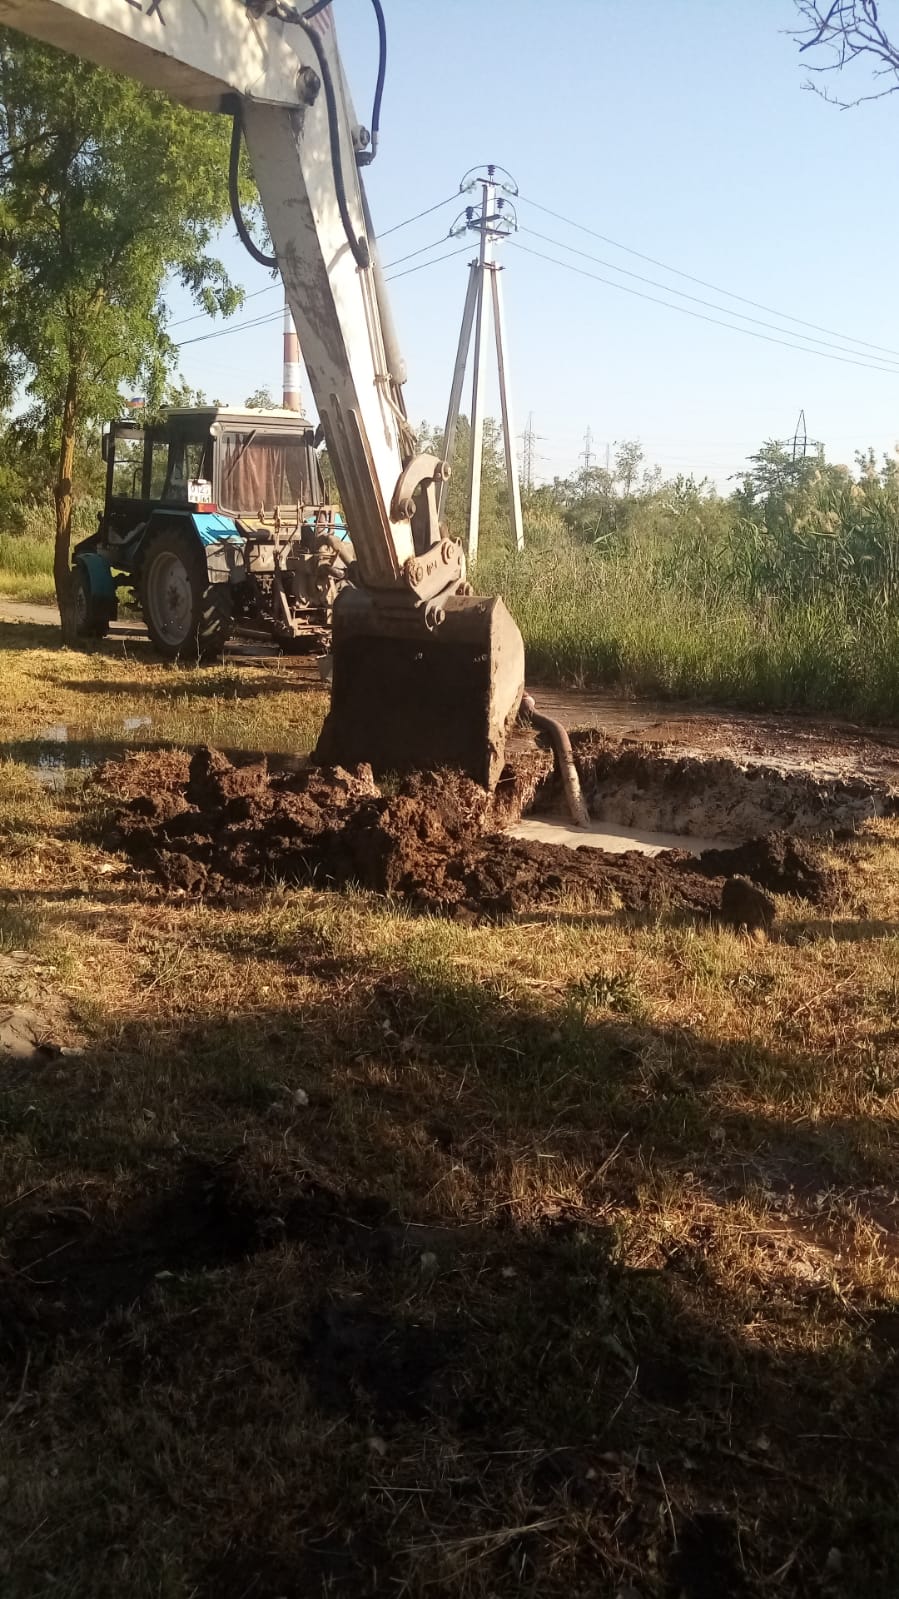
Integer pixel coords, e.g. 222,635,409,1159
0,530,56,603
477,535,899,719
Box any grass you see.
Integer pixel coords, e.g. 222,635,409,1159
477,537,899,719
0,531,56,604
0,618,328,756
0,629,898,1594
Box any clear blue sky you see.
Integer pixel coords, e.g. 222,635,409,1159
165,0,899,489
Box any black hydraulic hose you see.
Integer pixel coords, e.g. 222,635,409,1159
356,0,387,164
240,2,373,268
296,16,370,269
229,115,278,269
520,694,591,828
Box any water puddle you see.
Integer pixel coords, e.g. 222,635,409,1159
507,815,733,858
11,724,313,793
6,720,158,790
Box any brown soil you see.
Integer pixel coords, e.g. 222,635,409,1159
102,746,842,924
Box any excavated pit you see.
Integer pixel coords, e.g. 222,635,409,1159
98,728,898,924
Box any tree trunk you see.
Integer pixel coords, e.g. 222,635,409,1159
54,367,78,644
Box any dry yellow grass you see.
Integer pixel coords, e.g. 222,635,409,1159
0,617,327,758
1,629,898,1597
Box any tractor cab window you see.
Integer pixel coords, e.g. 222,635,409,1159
110,430,146,499
219,430,315,515
150,436,213,502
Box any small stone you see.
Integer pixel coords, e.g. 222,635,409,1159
419,1251,439,1275
367,1435,388,1457
824,1548,843,1576
291,1087,309,1108
500,1265,517,1280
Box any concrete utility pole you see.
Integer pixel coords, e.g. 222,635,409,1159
440,165,524,561
282,287,302,412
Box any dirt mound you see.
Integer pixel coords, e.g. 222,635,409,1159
98,748,191,801
95,746,851,924
697,832,835,901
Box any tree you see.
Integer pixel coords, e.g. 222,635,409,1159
732,440,825,515
245,386,277,410
613,439,645,498
794,2,899,105
0,31,253,634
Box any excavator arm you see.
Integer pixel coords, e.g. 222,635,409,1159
0,0,525,787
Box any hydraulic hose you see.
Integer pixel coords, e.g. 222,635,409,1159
357,0,387,165
295,16,370,269
520,694,591,828
229,115,278,270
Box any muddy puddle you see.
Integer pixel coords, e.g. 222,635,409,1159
8,722,156,790
9,722,307,791
96,736,869,924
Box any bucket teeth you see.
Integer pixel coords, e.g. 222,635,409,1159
315,592,525,790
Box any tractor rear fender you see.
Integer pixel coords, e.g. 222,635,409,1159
73,550,117,618
139,510,247,586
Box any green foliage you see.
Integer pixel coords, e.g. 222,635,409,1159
418,415,513,547
471,434,899,721
0,530,55,602
0,27,252,597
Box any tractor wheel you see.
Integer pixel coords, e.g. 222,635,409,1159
71,564,110,640
140,524,233,662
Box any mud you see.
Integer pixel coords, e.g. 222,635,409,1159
561,731,897,840
101,745,849,923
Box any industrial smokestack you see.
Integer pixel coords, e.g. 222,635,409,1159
282,290,302,412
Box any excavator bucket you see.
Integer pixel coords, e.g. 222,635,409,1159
314,591,525,790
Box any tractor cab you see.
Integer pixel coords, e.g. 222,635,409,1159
101,405,324,529
73,406,350,657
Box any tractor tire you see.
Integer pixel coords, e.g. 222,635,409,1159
71,564,110,640
139,524,233,662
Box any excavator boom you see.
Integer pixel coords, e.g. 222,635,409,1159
0,0,525,788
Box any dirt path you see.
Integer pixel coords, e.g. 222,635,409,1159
0,597,62,626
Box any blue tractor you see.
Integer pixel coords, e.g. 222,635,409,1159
72,406,351,658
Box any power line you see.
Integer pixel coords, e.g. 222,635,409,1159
380,234,455,270
384,243,474,282
378,191,461,238
177,307,285,347
509,240,899,377
168,282,278,330
518,193,899,362
168,198,460,334
519,226,899,369
172,246,468,347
